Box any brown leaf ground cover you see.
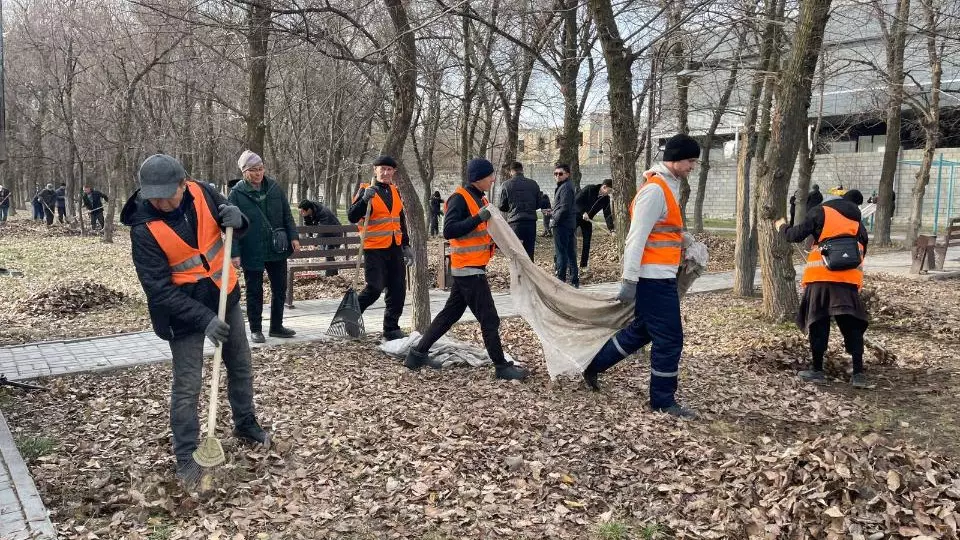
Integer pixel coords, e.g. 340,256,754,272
3,275,959,539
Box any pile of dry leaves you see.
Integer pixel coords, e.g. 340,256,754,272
16,280,128,316
5,275,959,539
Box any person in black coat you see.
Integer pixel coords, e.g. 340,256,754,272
539,192,552,237
0,185,11,222
497,161,542,260
55,184,67,224
299,199,343,276
428,191,443,237
806,184,823,210
120,154,270,491
574,178,615,271
776,189,870,389
82,185,109,230
551,164,578,287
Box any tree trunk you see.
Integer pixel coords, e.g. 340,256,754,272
875,0,910,246
755,0,832,321
558,0,583,191
245,0,271,155
588,0,638,251
383,0,430,331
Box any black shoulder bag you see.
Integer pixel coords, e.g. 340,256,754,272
240,184,290,254
818,235,861,271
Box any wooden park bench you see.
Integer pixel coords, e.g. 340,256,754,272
437,240,453,290
285,224,361,308
910,217,960,274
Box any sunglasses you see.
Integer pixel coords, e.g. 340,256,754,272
554,172,566,177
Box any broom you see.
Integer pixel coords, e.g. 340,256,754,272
326,201,373,339
192,227,234,468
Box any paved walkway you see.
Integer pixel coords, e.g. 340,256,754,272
0,248,957,538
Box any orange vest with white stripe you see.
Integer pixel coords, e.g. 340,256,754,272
354,183,403,249
629,172,683,266
802,206,864,289
145,181,238,292
448,187,495,269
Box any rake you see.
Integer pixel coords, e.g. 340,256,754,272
326,201,373,339
192,226,234,468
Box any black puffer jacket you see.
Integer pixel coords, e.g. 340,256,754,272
120,181,249,341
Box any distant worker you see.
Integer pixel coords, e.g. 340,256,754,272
298,199,342,276
429,191,443,237
498,161,542,260
776,189,870,389
574,178,615,272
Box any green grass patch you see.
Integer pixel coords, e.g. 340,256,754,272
15,435,57,461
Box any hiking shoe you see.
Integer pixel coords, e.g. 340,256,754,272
851,372,870,389
495,363,529,381
250,331,265,344
234,422,272,451
403,349,443,371
798,369,826,382
176,459,211,493
269,326,296,338
583,371,600,392
655,404,698,419
383,329,408,341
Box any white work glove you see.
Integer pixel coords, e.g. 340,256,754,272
204,317,231,346
402,246,414,267
477,206,492,222
617,279,637,304
362,186,377,202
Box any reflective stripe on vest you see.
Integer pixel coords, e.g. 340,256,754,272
801,206,864,289
354,183,403,249
145,181,238,292
447,187,494,268
630,172,683,267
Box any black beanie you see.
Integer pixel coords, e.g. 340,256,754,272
663,134,701,162
373,155,398,168
843,189,864,206
466,158,495,184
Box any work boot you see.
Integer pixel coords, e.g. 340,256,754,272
583,371,600,392
383,329,408,341
250,331,265,344
403,349,443,371
176,459,211,493
851,372,869,389
798,369,826,382
655,404,698,419
495,363,529,381
234,422,272,451
269,326,296,338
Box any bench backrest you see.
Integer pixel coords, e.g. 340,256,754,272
290,224,362,261
945,217,960,248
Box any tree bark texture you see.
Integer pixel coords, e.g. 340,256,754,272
755,0,832,321
245,0,271,155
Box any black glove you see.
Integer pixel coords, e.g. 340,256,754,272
218,204,244,228
205,317,231,346
362,186,377,202
478,206,492,222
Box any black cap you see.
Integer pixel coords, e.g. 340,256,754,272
373,155,398,168
602,178,613,188
466,158,495,184
663,134,701,162
843,189,864,206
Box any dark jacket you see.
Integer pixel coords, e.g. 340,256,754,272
574,184,614,230
497,173,542,223
429,194,443,218
782,198,869,256
55,186,66,209
444,185,488,269
0,188,10,209
806,188,823,209
82,190,108,211
37,188,56,209
552,179,576,229
228,176,299,271
120,181,250,341
347,182,410,248
301,200,341,228
539,193,551,211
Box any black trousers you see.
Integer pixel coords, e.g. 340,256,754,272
56,205,66,224
577,216,593,268
43,207,54,225
429,214,440,236
91,210,105,230
415,274,505,364
243,259,288,333
358,244,406,333
554,225,578,285
542,214,552,236
510,220,537,261
808,315,866,373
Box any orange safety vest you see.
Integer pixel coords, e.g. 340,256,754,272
801,206,864,288
629,172,683,266
145,181,238,292
447,187,494,269
354,183,403,249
